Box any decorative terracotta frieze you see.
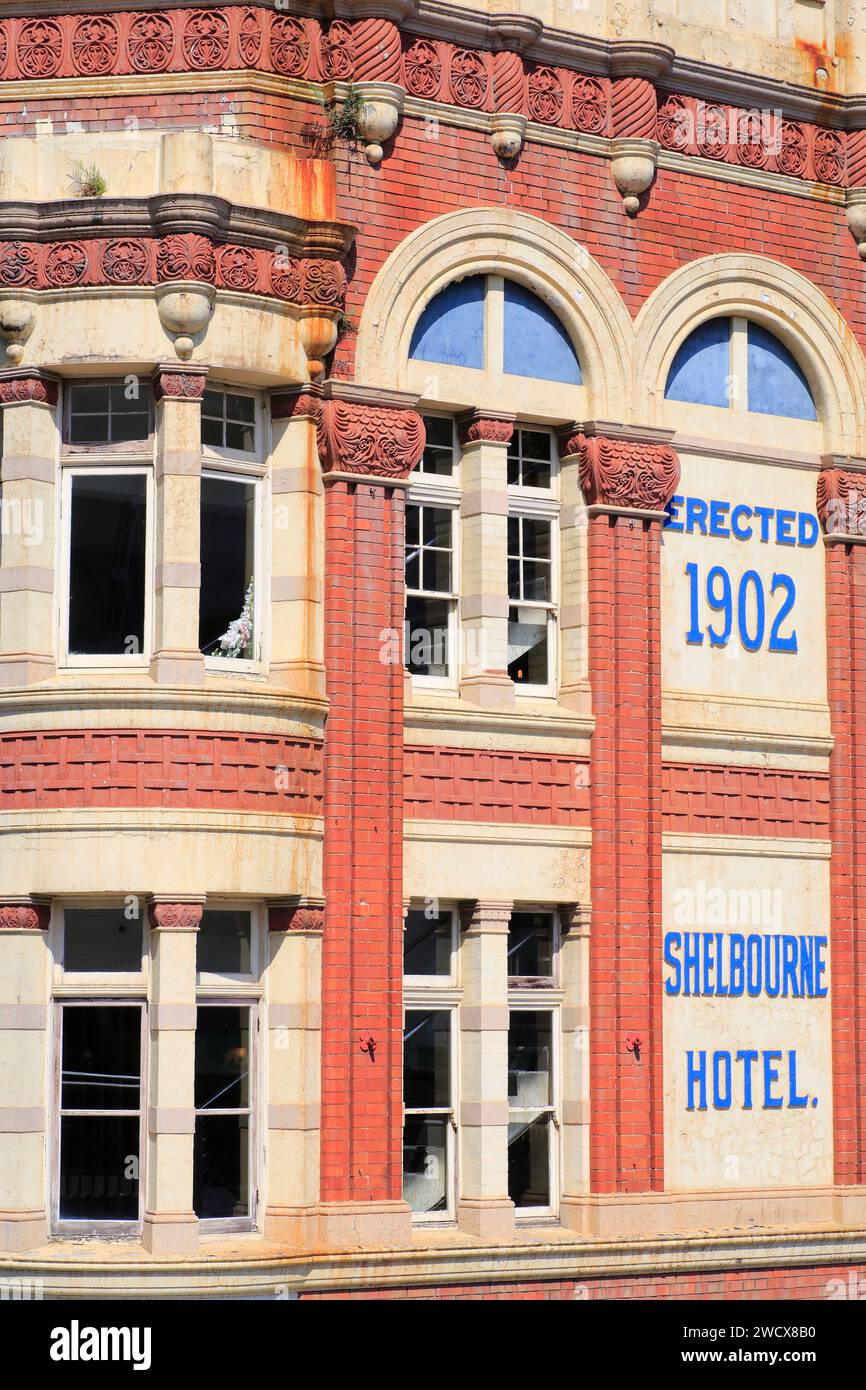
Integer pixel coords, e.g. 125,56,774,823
563,428,680,513
0,900,50,931
0,235,346,309
148,900,204,931
316,385,425,480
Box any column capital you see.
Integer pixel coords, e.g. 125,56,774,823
457,409,516,447
152,364,208,401
0,897,50,931
147,898,205,931
559,421,679,515
270,383,322,421
559,902,590,937
268,897,325,933
459,899,514,933
0,368,59,408
817,460,866,542
316,379,425,482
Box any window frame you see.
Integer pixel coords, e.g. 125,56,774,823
507,908,560,989
405,416,461,691
62,377,155,455
199,464,265,674
506,497,559,698
50,997,147,1238
58,463,154,670
196,902,263,992
201,386,261,467
192,997,260,1234
505,1000,561,1221
53,902,149,993
403,905,458,988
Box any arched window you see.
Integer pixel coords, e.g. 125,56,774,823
665,316,816,421
409,275,581,385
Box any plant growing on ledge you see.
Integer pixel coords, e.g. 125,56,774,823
215,579,255,660
302,83,364,155
68,162,107,198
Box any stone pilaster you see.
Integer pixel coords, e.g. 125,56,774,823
0,371,59,686
264,897,323,1245
557,903,592,1230
316,381,423,1247
142,897,204,1257
562,423,679,1202
150,366,208,685
0,898,50,1252
457,899,515,1240
268,387,325,700
457,410,516,710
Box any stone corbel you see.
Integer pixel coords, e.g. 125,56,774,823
610,137,659,216
560,421,680,515
268,897,325,933
315,380,425,482
0,293,37,365
817,458,866,543
488,15,540,163
0,368,59,408
156,280,215,361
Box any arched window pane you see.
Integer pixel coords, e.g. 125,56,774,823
503,281,581,384
408,275,485,368
665,317,731,408
747,321,817,421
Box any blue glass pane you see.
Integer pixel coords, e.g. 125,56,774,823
408,275,485,369
665,317,731,408
503,282,581,384
747,321,817,421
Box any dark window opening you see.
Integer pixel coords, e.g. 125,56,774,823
67,382,151,446
419,416,455,475
64,907,143,974
507,912,554,982
193,1006,251,1219
68,473,146,656
507,1010,554,1209
199,475,256,658
403,1010,452,1215
197,910,252,977
404,908,451,976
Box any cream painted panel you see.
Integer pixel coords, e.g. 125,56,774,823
404,822,590,903
0,813,321,898
661,452,827,718
663,846,832,1190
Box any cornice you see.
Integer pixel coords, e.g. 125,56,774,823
0,195,354,259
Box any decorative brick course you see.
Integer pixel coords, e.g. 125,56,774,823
662,764,831,840
404,746,590,826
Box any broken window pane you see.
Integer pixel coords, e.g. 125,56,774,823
63,907,143,974
507,1114,551,1209
194,1007,252,1220
199,475,256,657
68,473,146,655
404,909,451,976
507,912,554,979
197,910,252,977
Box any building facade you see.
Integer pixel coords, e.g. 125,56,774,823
1,0,866,1300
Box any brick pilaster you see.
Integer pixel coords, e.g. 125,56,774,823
817,462,866,1186
561,423,679,1195
315,382,424,1242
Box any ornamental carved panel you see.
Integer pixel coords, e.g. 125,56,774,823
182,9,230,71
575,433,680,513
268,904,325,932
127,13,175,74
817,468,866,537
157,233,216,283
71,15,120,76
148,901,204,931
404,38,441,99
0,903,50,931
270,14,309,77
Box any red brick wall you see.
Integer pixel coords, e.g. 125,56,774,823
319,478,406,1204
587,512,664,1193
824,542,866,1185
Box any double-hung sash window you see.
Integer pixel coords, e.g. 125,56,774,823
405,416,459,684
52,904,147,1235
402,906,458,1219
199,389,263,668
507,429,558,693
507,911,561,1216
194,907,261,1229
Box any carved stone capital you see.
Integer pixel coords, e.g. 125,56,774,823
566,426,680,514
0,368,58,407
270,384,322,422
268,898,325,933
817,464,866,540
459,899,514,933
457,409,516,446
153,364,209,401
0,897,50,931
316,382,425,480
148,899,204,931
